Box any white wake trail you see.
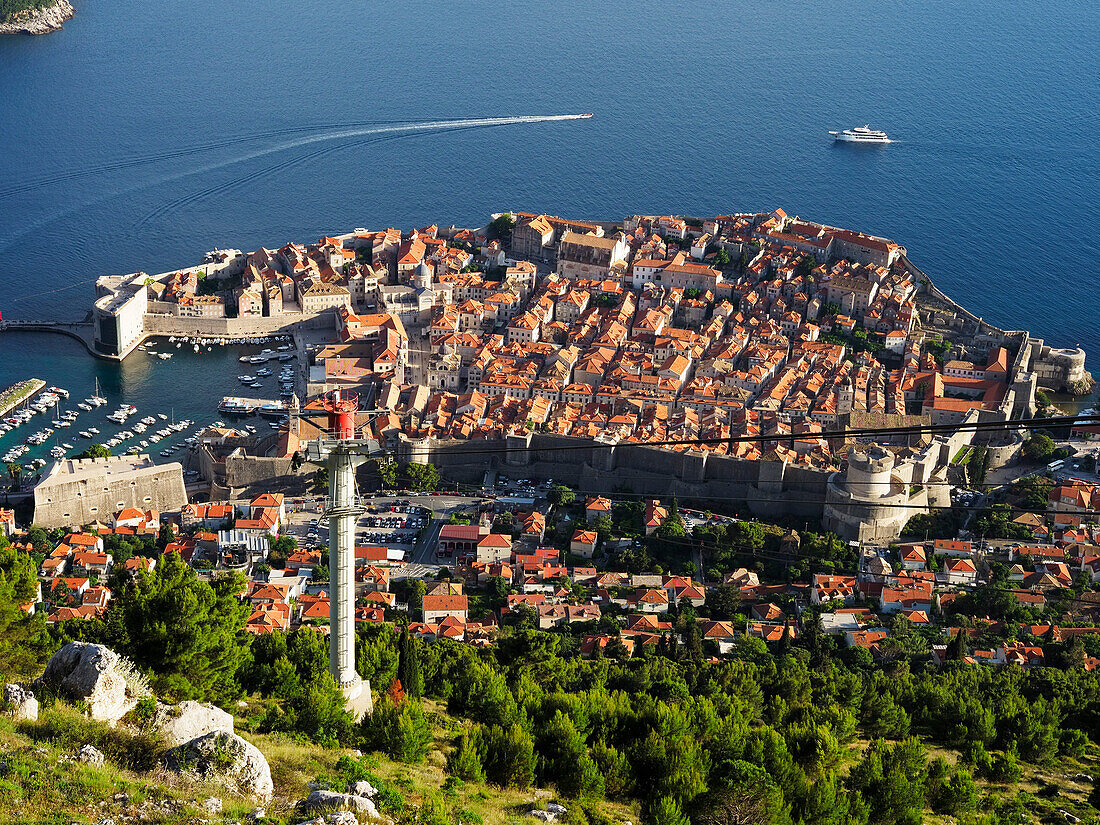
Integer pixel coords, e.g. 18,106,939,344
0,114,590,251
133,114,591,229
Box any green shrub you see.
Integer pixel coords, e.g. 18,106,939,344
19,706,164,772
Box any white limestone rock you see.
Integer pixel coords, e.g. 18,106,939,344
201,796,223,814
40,642,146,724
3,684,39,721
303,790,379,820
167,731,273,801
77,744,104,766
153,700,234,746
348,781,378,798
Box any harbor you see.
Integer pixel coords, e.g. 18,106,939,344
0,329,300,480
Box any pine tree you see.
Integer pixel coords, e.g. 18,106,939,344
646,797,690,825
114,551,248,702
447,729,486,783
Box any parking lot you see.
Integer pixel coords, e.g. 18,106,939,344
282,497,430,554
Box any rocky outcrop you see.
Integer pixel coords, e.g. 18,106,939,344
3,684,38,721
0,0,75,35
302,790,379,820
40,642,149,724
76,744,104,766
152,700,234,747
166,731,274,801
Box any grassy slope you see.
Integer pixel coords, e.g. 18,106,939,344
0,699,640,825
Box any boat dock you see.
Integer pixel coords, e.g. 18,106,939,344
0,379,46,418
219,396,287,417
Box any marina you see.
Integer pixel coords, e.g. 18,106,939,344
0,330,299,476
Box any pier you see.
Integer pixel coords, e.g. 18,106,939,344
0,379,46,418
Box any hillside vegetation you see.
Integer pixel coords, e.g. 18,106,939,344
0,0,49,21
2,535,1100,825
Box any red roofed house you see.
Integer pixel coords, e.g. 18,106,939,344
122,556,156,576
522,511,546,542
879,582,932,614
250,493,286,524
246,581,291,606
748,622,796,643
664,576,706,607
898,544,926,571
246,603,290,634
113,508,159,531
299,592,331,623
422,593,468,623
570,529,598,559
437,524,486,558
476,533,512,564
1000,643,1045,668
585,496,612,524
70,550,112,579
358,565,390,593
698,620,739,654
644,500,668,535
64,532,104,553
811,574,856,605
943,557,979,586
933,539,972,557
627,588,669,614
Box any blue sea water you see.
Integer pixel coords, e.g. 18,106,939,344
0,0,1097,393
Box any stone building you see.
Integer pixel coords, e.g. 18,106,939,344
556,231,629,280
33,455,187,528
822,446,926,544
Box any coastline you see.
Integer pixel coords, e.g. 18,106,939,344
0,0,74,35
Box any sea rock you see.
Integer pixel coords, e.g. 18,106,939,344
167,731,273,801
303,790,379,820
3,684,39,721
77,744,104,766
40,642,143,724
0,0,75,35
348,781,378,798
153,700,234,746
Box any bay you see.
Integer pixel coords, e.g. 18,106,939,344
1,0,1097,398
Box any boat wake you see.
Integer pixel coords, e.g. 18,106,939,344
0,114,591,253
132,114,589,230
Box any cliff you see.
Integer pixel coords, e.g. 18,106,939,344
0,0,74,35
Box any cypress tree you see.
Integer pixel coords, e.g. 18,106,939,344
397,624,422,697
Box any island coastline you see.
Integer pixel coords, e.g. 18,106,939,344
0,0,74,35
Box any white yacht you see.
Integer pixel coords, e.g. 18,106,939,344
829,125,890,143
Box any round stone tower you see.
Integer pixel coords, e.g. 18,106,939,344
844,445,895,499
